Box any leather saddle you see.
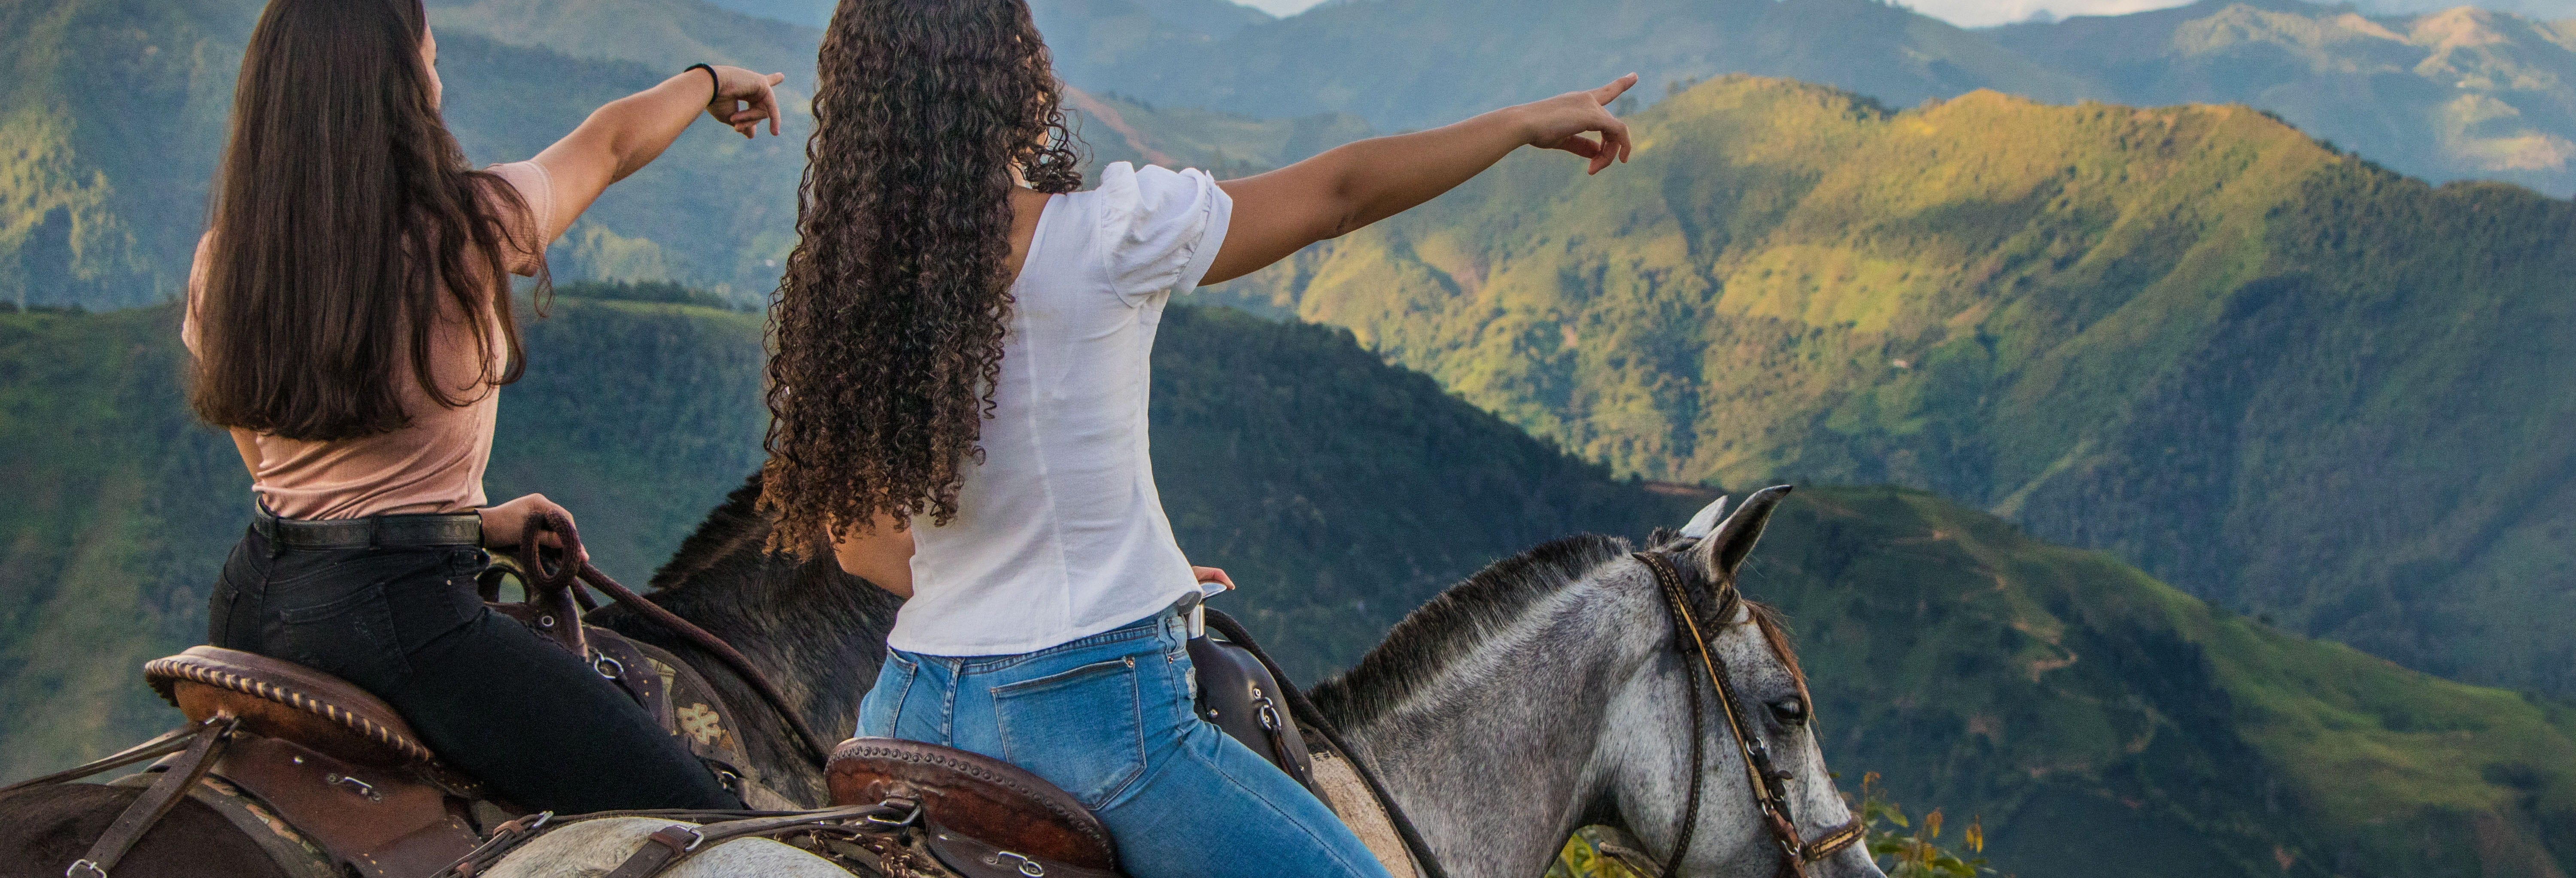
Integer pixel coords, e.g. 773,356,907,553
141,646,491,877
820,613,1334,878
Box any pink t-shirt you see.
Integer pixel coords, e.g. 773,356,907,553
184,162,557,520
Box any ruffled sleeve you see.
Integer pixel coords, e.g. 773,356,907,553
1092,162,1233,307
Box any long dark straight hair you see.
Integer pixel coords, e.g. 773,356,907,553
191,0,538,442
757,0,1083,553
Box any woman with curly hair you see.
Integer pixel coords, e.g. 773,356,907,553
766,0,1633,871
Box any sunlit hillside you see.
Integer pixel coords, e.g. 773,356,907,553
1211,74,2576,697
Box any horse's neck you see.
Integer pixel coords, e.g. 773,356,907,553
1333,574,1667,878
616,558,902,805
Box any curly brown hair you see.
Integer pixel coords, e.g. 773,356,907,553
759,0,1084,555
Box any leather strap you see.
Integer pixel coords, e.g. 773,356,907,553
66,715,239,877
253,506,480,550
1636,551,1865,878
1200,609,1453,878
0,724,208,797
923,819,1123,878
516,510,837,768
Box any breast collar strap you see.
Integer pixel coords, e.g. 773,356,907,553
1635,551,1864,878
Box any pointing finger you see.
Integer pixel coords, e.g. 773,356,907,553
1590,72,1639,106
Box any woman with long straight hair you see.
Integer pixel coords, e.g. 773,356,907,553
765,0,1635,872
187,0,787,813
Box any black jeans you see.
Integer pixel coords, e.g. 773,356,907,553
208,527,740,813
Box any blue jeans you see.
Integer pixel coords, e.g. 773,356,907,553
858,607,1394,878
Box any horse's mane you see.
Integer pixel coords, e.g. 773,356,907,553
1310,533,1634,730
1308,532,1813,730
648,474,778,592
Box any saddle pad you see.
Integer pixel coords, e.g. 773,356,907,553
1309,748,1421,878
473,817,852,878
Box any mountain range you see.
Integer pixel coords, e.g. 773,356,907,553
1207,73,2576,699
2,294,2569,878
991,0,2576,198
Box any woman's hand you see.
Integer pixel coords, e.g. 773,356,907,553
1515,74,1637,174
479,493,588,568
705,66,788,139
1194,566,1236,590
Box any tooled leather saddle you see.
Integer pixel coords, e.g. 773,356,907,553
4,565,787,878
819,605,1443,878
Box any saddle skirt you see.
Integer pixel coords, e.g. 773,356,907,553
128,625,789,877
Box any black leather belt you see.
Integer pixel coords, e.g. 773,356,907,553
252,505,482,549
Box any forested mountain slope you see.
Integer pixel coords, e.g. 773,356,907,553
1211,74,2576,697
1994,0,2576,195
0,0,806,307
0,297,1686,779
0,0,1344,312
4,298,2570,878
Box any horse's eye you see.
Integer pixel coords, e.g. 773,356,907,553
1768,697,1808,725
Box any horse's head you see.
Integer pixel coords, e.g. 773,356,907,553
1622,486,1882,878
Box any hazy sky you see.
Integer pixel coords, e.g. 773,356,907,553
1233,0,2575,27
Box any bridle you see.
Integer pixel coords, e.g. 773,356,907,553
1636,550,1864,878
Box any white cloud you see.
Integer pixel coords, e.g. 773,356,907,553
1901,0,2192,28
1234,0,2576,27
1236,0,1325,15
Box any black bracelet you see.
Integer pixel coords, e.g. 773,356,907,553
684,64,718,102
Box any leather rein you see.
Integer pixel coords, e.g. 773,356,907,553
518,512,837,768
1635,551,1863,878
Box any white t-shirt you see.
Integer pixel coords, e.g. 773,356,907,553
889,163,1235,656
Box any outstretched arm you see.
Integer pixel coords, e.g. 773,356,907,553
1203,74,1637,285
523,65,789,246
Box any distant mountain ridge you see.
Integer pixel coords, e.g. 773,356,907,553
1993,0,2576,196
1208,74,2576,698
1017,0,2576,196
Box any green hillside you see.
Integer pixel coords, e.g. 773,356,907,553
5,298,2573,877
1993,0,2576,197
0,297,1689,777
1762,487,2576,878
1209,74,2576,698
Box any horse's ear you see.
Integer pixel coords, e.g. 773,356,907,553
1691,485,1792,579
1679,495,1729,540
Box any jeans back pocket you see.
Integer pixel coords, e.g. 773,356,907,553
990,656,1149,809
270,583,411,684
